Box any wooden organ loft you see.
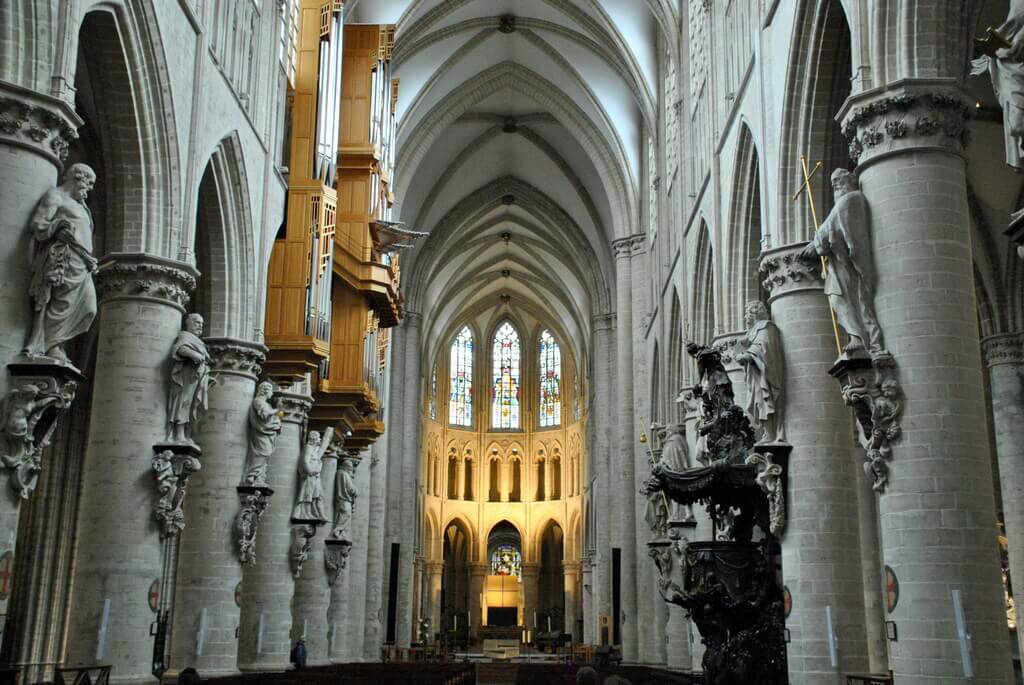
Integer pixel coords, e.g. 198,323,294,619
265,1,413,451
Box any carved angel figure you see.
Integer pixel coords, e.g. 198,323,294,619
332,456,359,540
24,163,98,362
292,427,333,522
167,314,212,444
801,170,887,358
242,381,281,486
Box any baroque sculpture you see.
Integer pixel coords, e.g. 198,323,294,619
292,427,333,522
735,301,786,444
0,377,77,498
152,449,202,538
235,490,270,566
242,381,281,487
332,455,359,540
290,523,316,579
800,169,887,358
24,163,98,362
167,314,212,445
973,7,1024,171
687,342,754,465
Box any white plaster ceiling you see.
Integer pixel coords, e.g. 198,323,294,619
346,0,672,367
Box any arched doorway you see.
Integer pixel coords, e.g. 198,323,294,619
538,521,565,633
441,520,472,637
485,521,522,628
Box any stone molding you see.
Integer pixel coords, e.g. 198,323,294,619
0,80,82,170
760,242,824,301
206,338,267,380
562,561,582,574
404,311,423,328
274,391,313,426
611,237,633,259
427,561,445,575
95,253,199,312
591,313,615,332
628,234,647,256
838,79,973,166
982,333,1024,368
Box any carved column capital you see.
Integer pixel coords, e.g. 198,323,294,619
611,237,634,259
404,310,422,328
0,81,82,170
760,243,824,301
206,338,267,380
95,253,199,312
427,561,445,575
838,79,973,166
628,234,648,256
274,391,313,426
562,561,582,575
982,333,1024,368
591,313,615,332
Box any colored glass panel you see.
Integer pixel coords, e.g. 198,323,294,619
449,327,473,426
539,330,562,427
429,364,437,420
490,545,522,577
491,322,521,429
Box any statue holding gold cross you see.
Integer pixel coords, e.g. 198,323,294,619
798,168,888,359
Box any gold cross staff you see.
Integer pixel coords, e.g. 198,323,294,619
792,155,843,354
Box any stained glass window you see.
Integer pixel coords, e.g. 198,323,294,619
491,322,521,429
491,545,522,577
449,327,473,427
539,330,562,427
429,364,437,421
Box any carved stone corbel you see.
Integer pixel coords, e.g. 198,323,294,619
324,537,353,586
289,523,317,579
234,485,274,566
830,354,903,492
151,446,202,538
0,360,82,499
745,450,787,536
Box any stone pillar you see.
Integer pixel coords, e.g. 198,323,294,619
611,236,638,660
427,562,443,643
292,451,339,666
170,340,265,676
362,444,388,659
237,389,312,672
0,85,80,635
468,562,487,642
590,314,615,640
63,254,198,681
563,562,580,641
853,439,889,673
760,243,869,683
983,333,1024,662
581,557,594,644
343,448,372,661
841,83,1012,683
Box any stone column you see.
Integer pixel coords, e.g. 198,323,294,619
521,562,540,640
590,314,615,640
580,557,594,644
0,85,80,637
362,444,388,659
841,83,1012,683
292,451,339,666
237,389,312,672
427,562,443,643
760,243,869,683
563,562,580,640
170,340,266,676
468,562,487,642
611,236,638,660
983,333,1024,661
63,254,198,682
853,439,889,673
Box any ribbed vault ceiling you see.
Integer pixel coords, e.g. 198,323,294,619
348,0,674,367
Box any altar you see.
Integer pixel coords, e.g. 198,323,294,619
484,573,521,627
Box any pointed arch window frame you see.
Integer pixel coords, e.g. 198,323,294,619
538,329,562,428
490,321,522,430
449,326,474,428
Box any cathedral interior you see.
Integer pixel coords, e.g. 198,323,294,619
1,1,1024,684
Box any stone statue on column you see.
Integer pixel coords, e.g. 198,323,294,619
735,301,786,444
23,163,98,362
801,169,887,358
973,4,1024,171
332,455,359,540
242,381,282,487
166,313,212,445
292,427,333,522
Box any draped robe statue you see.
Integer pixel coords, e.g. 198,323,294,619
972,3,1024,171
736,301,786,443
24,163,98,362
332,456,359,540
167,314,212,444
292,427,333,521
802,170,887,358
242,381,281,486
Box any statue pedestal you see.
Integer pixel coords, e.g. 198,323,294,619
235,485,274,566
289,517,327,581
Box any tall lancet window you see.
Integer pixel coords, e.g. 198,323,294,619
491,322,521,429
429,364,437,421
539,330,562,427
449,327,473,427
